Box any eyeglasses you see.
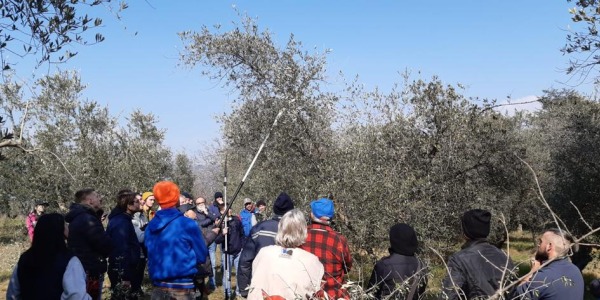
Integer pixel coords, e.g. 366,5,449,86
196,202,205,205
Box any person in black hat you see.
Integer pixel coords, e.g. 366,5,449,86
367,223,427,299
25,200,49,241
237,192,294,298
440,209,515,300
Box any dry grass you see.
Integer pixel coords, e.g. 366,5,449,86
0,218,598,299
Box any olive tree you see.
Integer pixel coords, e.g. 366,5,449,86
0,71,173,215
179,16,337,210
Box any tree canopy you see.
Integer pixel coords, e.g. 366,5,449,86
0,0,126,70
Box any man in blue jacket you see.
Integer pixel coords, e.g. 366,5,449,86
514,228,583,299
239,198,256,237
145,181,207,299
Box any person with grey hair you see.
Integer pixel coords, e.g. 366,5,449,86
514,228,584,299
247,209,324,300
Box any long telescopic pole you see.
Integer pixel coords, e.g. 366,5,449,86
217,108,286,223
215,104,291,297
223,155,230,300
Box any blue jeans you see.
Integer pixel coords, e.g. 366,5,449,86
208,242,217,287
221,250,240,296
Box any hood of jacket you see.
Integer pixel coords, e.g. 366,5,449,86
107,206,127,219
65,203,95,223
148,208,183,233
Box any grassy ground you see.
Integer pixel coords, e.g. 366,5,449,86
0,217,598,299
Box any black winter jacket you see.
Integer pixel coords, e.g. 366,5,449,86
65,203,112,276
440,239,515,300
237,216,281,297
367,253,427,299
214,216,244,255
194,207,215,228
106,207,141,281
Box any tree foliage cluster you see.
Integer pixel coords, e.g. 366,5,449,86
0,0,126,70
181,17,600,259
0,71,195,215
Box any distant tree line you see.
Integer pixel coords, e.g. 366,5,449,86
0,71,196,216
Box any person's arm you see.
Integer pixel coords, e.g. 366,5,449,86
133,224,144,244
513,261,544,300
341,235,353,272
202,227,219,246
61,257,92,300
366,262,381,297
6,264,20,300
187,219,208,266
440,256,466,300
198,215,213,227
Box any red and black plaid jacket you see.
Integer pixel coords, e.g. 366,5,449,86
300,223,353,299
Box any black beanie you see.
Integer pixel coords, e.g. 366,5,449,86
214,192,223,199
273,192,294,216
461,209,491,240
389,223,418,256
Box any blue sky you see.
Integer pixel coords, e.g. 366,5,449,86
18,1,593,153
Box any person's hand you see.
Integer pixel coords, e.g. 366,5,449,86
222,228,228,235
530,258,542,272
519,257,542,285
211,227,220,234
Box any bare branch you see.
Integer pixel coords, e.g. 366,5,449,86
16,145,76,181
569,201,593,231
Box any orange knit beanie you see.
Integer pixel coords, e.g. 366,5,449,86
153,181,180,209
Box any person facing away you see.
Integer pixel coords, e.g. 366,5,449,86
144,181,208,299
106,189,143,299
513,228,584,299
7,213,91,300
237,192,295,298
181,207,220,299
248,209,324,300
300,196,353,299
440,209,515,300
66,188,113,300
26,200,48,241
368,223,427,300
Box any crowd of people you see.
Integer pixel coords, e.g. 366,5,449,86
5,180,594,300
